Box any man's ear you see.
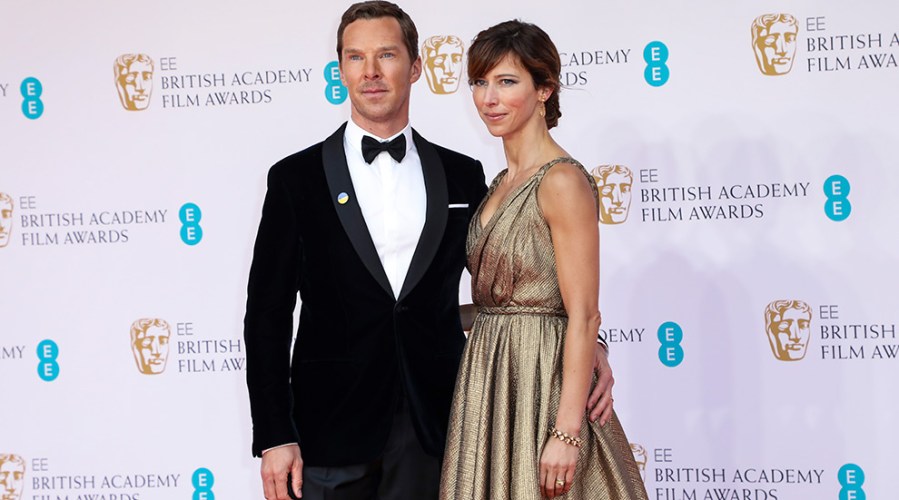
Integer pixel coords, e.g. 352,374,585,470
410,56,422,83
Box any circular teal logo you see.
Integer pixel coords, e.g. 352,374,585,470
838,463,865,500
824,175,851,222
21,77,44,119
21,77,43,98
180,202,203,245
324,61,348,105
37,339,60,381
192,467,215,500
658,321,684,367
643,41,670,87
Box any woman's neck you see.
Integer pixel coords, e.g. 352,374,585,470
501,121,564,179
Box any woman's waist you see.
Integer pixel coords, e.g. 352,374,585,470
476,304,567,317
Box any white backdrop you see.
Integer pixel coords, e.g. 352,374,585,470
2,1,897,498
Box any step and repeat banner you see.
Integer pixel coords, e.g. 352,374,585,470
2,0,897,498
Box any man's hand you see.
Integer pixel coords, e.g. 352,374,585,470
261,444,303,499
586,344,614,426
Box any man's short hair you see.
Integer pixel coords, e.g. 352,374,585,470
337,1,419,61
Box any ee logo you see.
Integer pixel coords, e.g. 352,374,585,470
37,339,60,381
192,468,215,500
324,61,347,105
658,322,684,367
824,175,851,222
180,202,203,245
838,464,865,500
21,77,44,119
644,41,670,87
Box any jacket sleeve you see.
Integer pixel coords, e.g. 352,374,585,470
243,163,301,457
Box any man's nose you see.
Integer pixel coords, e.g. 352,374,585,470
363,58,381,80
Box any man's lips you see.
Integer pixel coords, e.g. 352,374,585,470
361,86,388,96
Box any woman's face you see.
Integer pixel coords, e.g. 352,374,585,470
470,54,547,138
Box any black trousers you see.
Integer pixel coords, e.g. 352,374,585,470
299,400,441,500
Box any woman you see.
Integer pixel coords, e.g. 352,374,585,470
439,21,648,499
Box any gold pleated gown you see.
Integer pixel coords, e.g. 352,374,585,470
440,158,648,499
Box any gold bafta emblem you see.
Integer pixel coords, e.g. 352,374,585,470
0,454,25,500
130,318,171,374
592,165,633,224
114,54,154,110
764,300,812,361
630,443,647,481
751,14,799,75
0,193,12,248
422,35,464,94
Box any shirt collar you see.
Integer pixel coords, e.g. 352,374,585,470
345,119,415,159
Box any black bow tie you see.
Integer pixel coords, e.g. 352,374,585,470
361,134,407,164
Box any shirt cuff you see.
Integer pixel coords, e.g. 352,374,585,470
262,443,298,455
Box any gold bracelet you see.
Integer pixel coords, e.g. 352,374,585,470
549,427,583,448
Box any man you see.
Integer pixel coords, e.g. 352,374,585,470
751,14,799,76
114,54,154,110
244,3,615,499
130,318,171,374
592,165,633,225
764,300,812,361
421,35,464,94
0,454,24,500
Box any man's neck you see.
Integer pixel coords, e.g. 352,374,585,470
350,115,409,140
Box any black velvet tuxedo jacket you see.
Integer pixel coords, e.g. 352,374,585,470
244,123,487,466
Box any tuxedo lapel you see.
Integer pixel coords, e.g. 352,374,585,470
322,123,393,298
398,129,448,301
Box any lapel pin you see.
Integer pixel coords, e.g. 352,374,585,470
337,192,349,205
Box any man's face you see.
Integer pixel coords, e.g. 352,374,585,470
340,17,421,132
0,197,12,248
424,41,463,94
597,172,632,224
767,307,811,360
755,21,798,75
133,325,170,374
0,459,24,500
117,60,153,110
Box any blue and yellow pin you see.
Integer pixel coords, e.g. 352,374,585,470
337,192,349,205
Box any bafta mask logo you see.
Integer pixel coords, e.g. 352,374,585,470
764,300,812,361
751,14,799,76
0,454,25,500
114,54,154,110
422,35,465,94
630,443,647,481
0,193,12,248
130,318,171,374
592,165,633,224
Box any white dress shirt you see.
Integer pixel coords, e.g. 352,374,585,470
343,119,427,299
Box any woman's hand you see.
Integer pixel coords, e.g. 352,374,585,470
539,436,579,498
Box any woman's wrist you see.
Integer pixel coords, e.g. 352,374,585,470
549,426,583,447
